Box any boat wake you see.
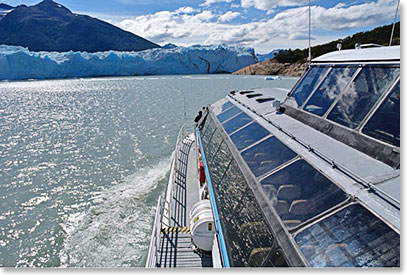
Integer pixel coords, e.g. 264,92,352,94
59,157,171,267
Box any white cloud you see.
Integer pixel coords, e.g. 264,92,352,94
117,0,397,49
218,11,240,22
241,0,308,10
195,10,215,21
202,0,233,7
175,6,196,14
288,32,315,40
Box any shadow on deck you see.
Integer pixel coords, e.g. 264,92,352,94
156,137,213,268
157,233,212,267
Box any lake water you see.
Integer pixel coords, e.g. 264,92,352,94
0,75,298,267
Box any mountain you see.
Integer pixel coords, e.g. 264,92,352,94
274,21,400,63
162,43,178,49
232,59,306,76
234,21,400,76
0,3,14,10
0,0,160,52
256,49,285,62
0,44,257,80
0,3,15,20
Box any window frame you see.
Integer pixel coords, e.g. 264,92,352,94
287,65,331,108
301,64,361,116
358,76,400,143
286,62,400,149
324,64,400,130
292,201,400,267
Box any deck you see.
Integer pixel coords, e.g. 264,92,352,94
155,135,213,268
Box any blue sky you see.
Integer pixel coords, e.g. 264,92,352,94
2,0,400,53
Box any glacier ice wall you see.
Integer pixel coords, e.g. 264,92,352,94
0,44,257,80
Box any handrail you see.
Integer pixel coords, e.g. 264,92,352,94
146,195,163,267
146,123,191,267
196,127,230,268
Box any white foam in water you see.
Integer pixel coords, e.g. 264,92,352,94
60,157,171,267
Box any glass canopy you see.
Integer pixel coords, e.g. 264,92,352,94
295,204,400,267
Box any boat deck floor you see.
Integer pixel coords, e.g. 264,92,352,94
156,136,213,268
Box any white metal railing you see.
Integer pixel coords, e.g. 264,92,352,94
146,123,192,267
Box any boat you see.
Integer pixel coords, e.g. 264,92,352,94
146,45,400,268
265,75,281,80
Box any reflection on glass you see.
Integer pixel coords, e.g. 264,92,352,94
205,129,222,164
202,116,215,145
290,66,330,108
213,160,247,224
264,250,288,267
210,141,232,189
260,159,347,229
327,66,400,129
224,186,275,267
221,101,234,112
295,204,400,267
222,112,252,134
217,106,241,123
230,122,270,151
203,115,287,267
241,136,297,177
304,66,358,116
362,80,400,147
214,100,234,115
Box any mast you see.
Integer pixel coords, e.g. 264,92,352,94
308,0,311,64
389,0,400,46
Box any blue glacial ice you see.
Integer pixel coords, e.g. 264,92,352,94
0,44,257,80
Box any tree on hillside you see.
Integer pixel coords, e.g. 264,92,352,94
274,22,400,63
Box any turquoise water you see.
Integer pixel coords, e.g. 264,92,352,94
0,75,298,267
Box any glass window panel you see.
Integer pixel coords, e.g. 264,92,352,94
224,187,275,267
362,80,400,147
222,112,252,134
289,66,330,107
209,141,233,188
221,101,234,112
217,106,241,123
201,116,215,146
264,250,288,267
213,160,247,225
304,66,358,116
260,159,347,229
205,129,223,164
327,66,400,129
230,122,270,151
213,101,235,115
241,136,297,177
295,204,400,267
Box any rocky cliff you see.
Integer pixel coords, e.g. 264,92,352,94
232,59,307,77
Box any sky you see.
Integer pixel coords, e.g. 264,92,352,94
1,0,401,54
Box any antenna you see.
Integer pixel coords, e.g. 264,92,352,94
389,0,400,46
308,0,312,64
183,95,187,122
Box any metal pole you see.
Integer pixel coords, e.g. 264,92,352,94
389,0,400,46
308,0,311,64
183,95,187,122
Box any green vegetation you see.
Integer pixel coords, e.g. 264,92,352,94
274,22,400,63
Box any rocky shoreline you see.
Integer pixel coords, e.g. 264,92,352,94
232,59,307,77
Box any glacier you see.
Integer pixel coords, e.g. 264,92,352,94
0,44,257,80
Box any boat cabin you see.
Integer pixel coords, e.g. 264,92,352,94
196,45,400,267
